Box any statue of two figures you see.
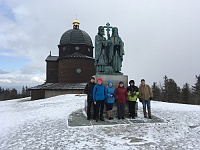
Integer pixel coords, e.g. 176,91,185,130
95,23,124,74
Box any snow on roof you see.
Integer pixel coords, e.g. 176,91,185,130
29,82,87,90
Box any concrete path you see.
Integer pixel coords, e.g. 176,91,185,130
68,109,164,127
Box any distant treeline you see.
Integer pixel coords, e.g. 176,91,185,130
0,86,30,101
152,75,200,105
1,75,200,105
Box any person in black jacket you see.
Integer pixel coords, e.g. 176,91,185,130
84,77,96,120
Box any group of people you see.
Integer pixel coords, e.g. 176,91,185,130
84,77,153,122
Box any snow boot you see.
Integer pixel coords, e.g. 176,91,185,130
100,118,105,121
100,116,105,121
96,116,99,122
135,111,138,117
148,108,152,119
143,108,147,118
87,113,91,120
92,114,96,120
110,110,113,120
107,111,110,119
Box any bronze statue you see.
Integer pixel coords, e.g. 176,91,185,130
110,27,124,73
95,23,124,74
95,26,108,72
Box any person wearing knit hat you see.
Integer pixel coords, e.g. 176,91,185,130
84,76,96,120
97,77,103,82
93,77,106,122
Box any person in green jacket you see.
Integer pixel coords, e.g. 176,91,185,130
127,80,139,119
138,79,153,119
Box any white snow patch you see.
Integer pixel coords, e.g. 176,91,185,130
0,95,200,149
0,94,86,134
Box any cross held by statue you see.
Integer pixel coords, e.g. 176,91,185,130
104,22,112,40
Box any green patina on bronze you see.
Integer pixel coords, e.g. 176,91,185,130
95,23,124,75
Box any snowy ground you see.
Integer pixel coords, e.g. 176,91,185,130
0,94,200,150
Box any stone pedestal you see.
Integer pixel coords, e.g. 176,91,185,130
94,74,128,88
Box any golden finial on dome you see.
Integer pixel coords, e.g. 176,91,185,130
73,19,80,26
73,19,80,29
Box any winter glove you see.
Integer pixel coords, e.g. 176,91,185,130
149,97,153,100
139,98,142,102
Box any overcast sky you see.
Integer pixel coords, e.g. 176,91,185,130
0,0,200,89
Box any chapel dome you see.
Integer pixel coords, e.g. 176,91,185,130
59,20,93,47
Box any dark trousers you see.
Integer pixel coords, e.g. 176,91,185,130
95,100,105,120
128,101,136,118
87,99,96,119
117,102,125,118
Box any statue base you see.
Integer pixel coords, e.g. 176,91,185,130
97,72,123,75
94,74,128,88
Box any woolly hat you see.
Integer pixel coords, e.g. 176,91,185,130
129,80,135,84
97,78,103,82
90,76,95,80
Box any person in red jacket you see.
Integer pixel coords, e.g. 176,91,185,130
115,81,128,119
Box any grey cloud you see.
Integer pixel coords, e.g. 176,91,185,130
0,69,10,74
20,65,45,75
0,0,200,87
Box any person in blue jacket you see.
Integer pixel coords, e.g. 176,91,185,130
106,80,115,120
93,77,106,122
